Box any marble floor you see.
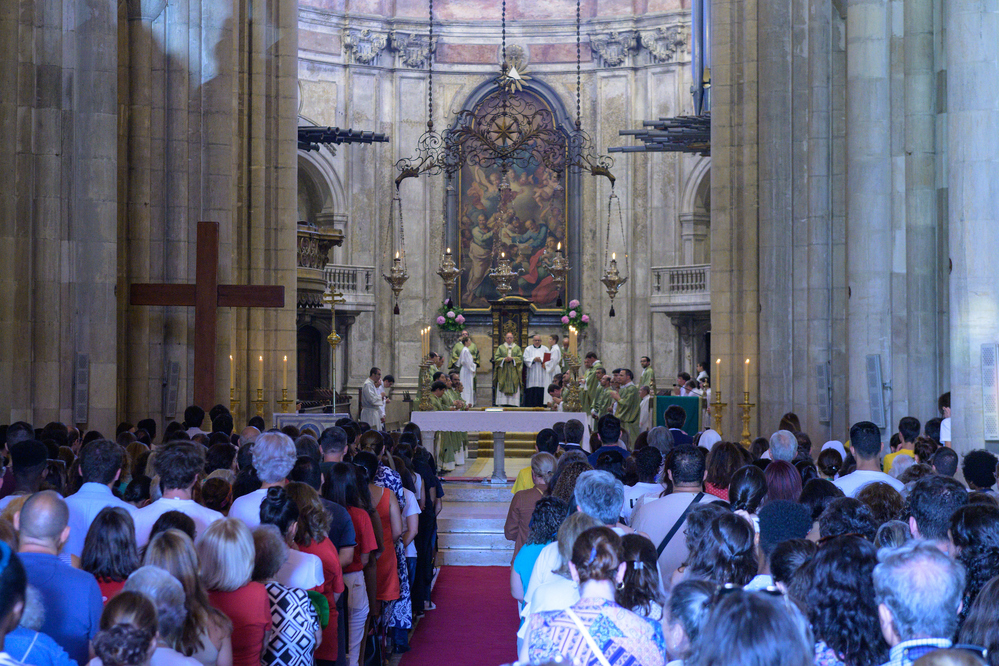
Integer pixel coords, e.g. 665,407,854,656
446,456,531,482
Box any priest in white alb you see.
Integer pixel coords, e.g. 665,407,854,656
522,334,549,407
544,333,562,386
359,367,384,426
457,338,476,407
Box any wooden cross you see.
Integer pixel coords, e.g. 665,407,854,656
130,221,286,408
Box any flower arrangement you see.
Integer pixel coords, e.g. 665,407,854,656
560,299,589,330
435,301,466,332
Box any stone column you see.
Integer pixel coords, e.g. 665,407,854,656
947,0,999,451
679,213,710,264
846,0,893,429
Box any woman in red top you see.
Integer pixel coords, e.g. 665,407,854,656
197,518,272,666
324,462,379,666
286,482,345,666
80,507,140,604
354,453,401,604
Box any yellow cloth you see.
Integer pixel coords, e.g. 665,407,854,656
883,448,914,473
511,466,534,494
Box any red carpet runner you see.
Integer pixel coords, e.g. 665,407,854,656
403,566,520,666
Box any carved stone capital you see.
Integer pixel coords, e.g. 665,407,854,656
590,31,638,68
640,25,688,64
343,29,389,65
389,31,438,69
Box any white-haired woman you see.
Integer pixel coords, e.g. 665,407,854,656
198,519,272,666
228,432,297,529
121,566,201,666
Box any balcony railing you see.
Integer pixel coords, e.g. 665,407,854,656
323,264,376,312
650,264,711,312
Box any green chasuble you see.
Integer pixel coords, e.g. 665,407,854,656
493,343,523,396
640,367,656,390
616,383,641,446
450,341,480,368
582,360,604,413
591,386,611,418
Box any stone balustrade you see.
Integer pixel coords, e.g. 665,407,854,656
651,264,711,312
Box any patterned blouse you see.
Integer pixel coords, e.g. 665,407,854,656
263,582,320,666
525,597,666,666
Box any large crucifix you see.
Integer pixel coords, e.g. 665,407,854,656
129,221,286,408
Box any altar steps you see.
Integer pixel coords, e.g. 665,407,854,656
435,483,514,566
474,432,537,458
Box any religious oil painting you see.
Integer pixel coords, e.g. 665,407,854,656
457,89,568,311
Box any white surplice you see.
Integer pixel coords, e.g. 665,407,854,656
523,344,549,389
545,344,562,385
458,345,476,407
639,394,652,432
359,378,383,426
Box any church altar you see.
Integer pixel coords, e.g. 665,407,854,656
409,410,590,483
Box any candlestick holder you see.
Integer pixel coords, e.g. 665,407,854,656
277,388,296,413
711,390,727,439
253,388,267,419
230,387,240,426
418,356,433,411
562,353,582,412
737,391,754,447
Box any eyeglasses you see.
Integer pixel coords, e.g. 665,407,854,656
711,582,783,605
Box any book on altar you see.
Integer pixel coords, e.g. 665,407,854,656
543,352,551,363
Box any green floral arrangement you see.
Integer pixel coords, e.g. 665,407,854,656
435,302,466,332
560,300,590,330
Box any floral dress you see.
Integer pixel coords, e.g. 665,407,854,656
375,465,412,632
525,597,666,666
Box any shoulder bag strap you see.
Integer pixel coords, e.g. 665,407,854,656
565,607,613,666
656,492,705,557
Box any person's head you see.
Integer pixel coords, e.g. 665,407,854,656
957,575,999,663
938,391,951,418
197,518,255,592
251,432,297,484
259,486,299,541
665,405,687,430
154,442,205,493
430,380,446,397
688,513,758,586
584,352,597,367
874,520,913,550
573,470,624,525
530,452,556,489
9,439,49,491
687,588,814,666
931,447,959,477
534,428,558,455
525,496,569,547
874,540,965,646
549,460,592,505
633,447,663,484
646,426,674,456
183,405,206,430
799,535,888,665
948,503,999,617
912,436,939,465
82,507,140,583
962,450,999,490
704,442,743,490
564,419,584,445
679,503,732,570
284,482,331,548
0,541,26,636
664,579,716,660
555,512,601,574
251,525,289,583
205,443,237,477
797,478,844,524
757,500,811,559
504,332,514,345
597,415,622,446
14,490,69,553
897,416,921,445
779,412,802,433
616,534,662,615
923,417,942,444
318,426,348,461
123,566,188,645
92,591,157,666
80,439,124,485
768,430,797,462
669,445,706,488
850,421,884,461
770,538,817,589
816,448,842,479
908,474,969,542
211,413,234,437
728,464,768,514
569,526,624,588
762,460,801,505
856,482,904,525
818,497,878,541
288,456,323,491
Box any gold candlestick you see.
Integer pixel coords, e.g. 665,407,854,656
277,388,295,413
418,355,433,411
562,353,583,412
253,387,267,419
712,390,727,439
230,387,240,426
738,391,754,447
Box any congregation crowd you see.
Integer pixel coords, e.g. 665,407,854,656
505,397,999,666
0,405,443,666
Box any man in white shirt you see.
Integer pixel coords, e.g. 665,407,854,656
379,374,395,421
622,447,662,524
65,439,136,557
544,334,562,387
638,385,652,434
183,405,208,439
228,431,298,529
522,335,549,408
833,421,905,497
133,442,224,546
938,391,951,447
359,367,384,427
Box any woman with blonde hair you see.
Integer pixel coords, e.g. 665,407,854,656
505,452,557,559
196,518,271,666
143,529,233,666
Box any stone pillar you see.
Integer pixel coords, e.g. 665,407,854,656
679,213,710,264
846,0,893,429
947,0,999,451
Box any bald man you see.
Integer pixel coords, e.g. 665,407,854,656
15,491,103,664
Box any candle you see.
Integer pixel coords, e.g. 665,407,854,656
258,355,264,390
230,355,234,388
557,241,562,252
744,358,750,394
501,252,505,259
283,355,288,391
446,247,451,255
715,358,721,396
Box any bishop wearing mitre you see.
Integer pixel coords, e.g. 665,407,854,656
493,331,523,406
522,334,549,407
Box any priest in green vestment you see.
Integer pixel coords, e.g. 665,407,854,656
450,330,480,369
581,352,604,414
590,372,612,419
611,368,641,446
493,331,523,406
429,380,458,470
639,356,656,390
446,371,470,465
